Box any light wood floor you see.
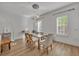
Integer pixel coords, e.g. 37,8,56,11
0,39,79,56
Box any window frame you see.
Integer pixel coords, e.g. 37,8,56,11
56,15,68,35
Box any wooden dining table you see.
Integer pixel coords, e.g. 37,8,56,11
31,33,48,50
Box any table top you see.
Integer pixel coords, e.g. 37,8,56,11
25,32,53,41
0,32,11,35
0,39,11,45
32,33,49,38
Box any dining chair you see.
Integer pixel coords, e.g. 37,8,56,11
25,33,36,49
39,34,53,55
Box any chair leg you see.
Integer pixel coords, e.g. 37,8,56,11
46,47,48,55
50,44,52,50
8,43,11,50
1,45,3,53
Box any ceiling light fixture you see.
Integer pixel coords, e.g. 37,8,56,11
32,4,40,21
32,4,39,9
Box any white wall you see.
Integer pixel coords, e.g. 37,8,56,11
0,8,35,41
0,10,25,41
0,11,34,41
40,3,79,47
22,16,34,32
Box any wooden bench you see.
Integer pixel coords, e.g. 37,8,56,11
0,33,11,53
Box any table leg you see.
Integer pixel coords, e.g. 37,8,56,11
38,39,40,50
1,45,3,53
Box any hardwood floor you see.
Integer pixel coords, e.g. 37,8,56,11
0,39,79,56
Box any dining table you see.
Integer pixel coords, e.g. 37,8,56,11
31,32,49,50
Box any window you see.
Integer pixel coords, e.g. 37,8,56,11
37,21,42,32
33,20,42,32
56,15,68,35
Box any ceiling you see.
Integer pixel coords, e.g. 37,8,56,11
0,2,73,17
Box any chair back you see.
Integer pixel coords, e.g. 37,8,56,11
25,33,33,45
40,34,53,47
2,33,11,40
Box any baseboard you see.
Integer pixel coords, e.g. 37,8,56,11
53,40,79,48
